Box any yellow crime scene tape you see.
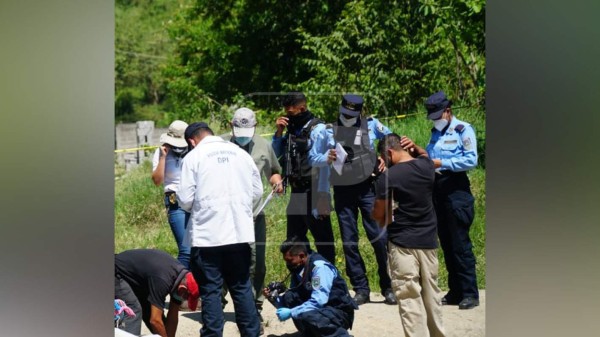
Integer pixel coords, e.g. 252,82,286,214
114,133,277,153
113,112,423,153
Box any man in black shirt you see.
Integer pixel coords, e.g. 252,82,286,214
114,249,200,337
371,134,445,337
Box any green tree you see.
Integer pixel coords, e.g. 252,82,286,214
115,0,181,124
164,0,350,122
295,0,485,121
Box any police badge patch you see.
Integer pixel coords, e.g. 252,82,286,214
463,137,473,150
376,122,384,133
311,276,321,289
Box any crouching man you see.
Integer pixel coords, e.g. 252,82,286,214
264,239,357,337
114,249,200,337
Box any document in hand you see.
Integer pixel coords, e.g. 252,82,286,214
253,189,275,217
332,143,348,175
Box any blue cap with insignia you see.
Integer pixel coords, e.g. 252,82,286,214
425,91,452,120
339,94,363,117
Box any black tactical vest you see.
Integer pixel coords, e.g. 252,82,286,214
293,253,357,324
286,118,323,188
330,119,377,186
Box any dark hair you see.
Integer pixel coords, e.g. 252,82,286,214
184,122,210,139
279,237,308,256
189,126,214,140
281,91,307,107
377,133,403,155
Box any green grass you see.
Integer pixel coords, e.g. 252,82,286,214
115,109,486,292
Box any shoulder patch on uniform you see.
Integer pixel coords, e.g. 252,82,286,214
311,276,321,289
463,136,473,150
376,122,384,133
454,124,465,133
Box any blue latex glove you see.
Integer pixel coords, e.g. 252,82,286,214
276,307,292,321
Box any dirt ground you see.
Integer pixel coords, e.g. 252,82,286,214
141,290,485,337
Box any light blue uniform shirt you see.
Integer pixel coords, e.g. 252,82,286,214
272,122,331,194
426,117,478,172
288,260,337,318
310,116,392,168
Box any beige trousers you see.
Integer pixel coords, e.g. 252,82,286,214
387,242,446,337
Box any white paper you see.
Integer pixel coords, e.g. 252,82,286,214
253,189,275,217
332,143,348,175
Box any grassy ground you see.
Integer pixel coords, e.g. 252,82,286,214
115,108,486,292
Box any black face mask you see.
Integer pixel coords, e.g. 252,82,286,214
287,110,312,131
286,262,304,274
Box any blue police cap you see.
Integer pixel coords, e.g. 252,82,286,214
339,94,363,117
424,91,452,120
184,122,209,140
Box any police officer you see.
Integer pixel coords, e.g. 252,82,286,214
272,91,336,264
401,91,479,310
315,94,396,305
264,239,357,337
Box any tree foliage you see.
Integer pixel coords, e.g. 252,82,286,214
115,0,182,124
117,0,485,126
296,0,485,121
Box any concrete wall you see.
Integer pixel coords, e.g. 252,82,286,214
115,121,168,171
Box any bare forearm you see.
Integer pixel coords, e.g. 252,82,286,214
151,158,166,186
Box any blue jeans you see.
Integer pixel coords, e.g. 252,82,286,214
190,244,260,337
164,194,191,268
333,181,391,294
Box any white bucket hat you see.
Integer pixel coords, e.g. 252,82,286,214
159,120,188,148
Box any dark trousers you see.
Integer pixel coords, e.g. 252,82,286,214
333,181,391,294
293,307,352,337
286,187,336,264
434,195,479,300
114,276,143,335
190,244,261,337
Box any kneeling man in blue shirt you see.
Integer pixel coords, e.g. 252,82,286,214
264,239,357,337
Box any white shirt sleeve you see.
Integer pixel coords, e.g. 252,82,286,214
151,148,160,171
177,155,196,212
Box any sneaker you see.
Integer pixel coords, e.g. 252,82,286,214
353,292,370,305
382,289,397,305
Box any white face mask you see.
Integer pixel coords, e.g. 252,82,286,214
340,115,358,127
433,118,449,131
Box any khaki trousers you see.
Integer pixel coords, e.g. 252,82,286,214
387,242,446,337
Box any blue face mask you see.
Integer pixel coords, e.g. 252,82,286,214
235,136,252,146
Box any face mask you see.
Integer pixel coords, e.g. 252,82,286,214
286,262,304,274
288,110,311,129
171,146,188,157
235,136,252,146
339,115,358,127
433,118,449,131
